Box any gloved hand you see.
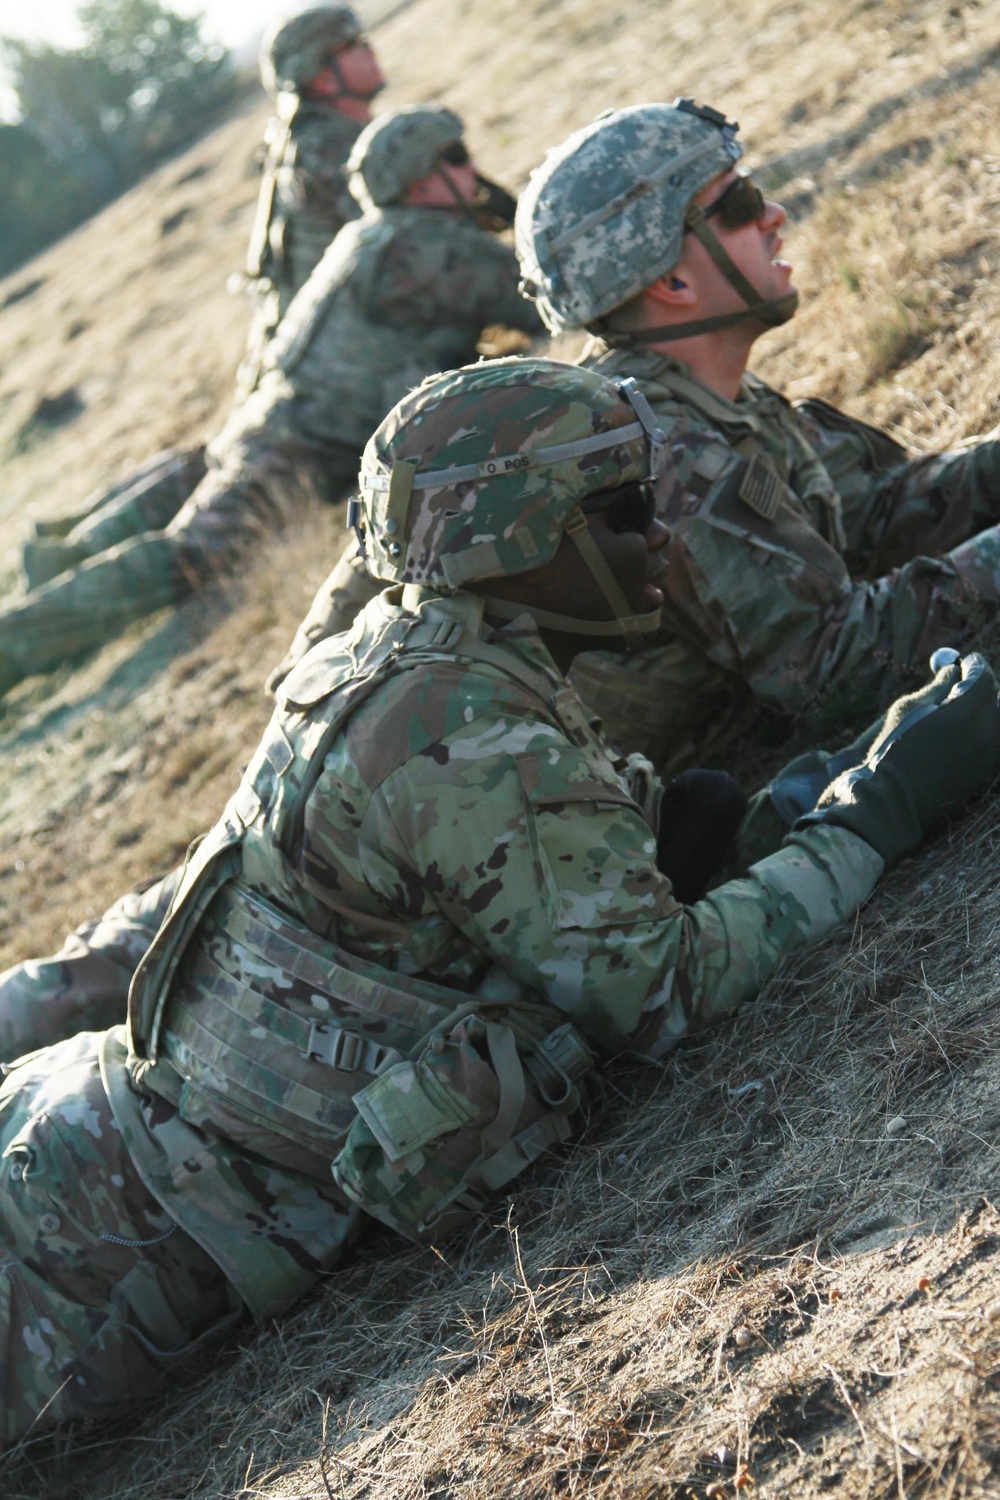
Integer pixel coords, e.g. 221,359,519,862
657,768,749,903
797,651,1000,867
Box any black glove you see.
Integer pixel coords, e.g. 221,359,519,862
657,769,749,903
797,652,1000,867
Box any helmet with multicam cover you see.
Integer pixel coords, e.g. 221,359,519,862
351,356,668,645
516,99,796,341
347,105,465,210
260,5,363,96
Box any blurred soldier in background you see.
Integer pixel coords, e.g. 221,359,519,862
0,105,540,702
237,2,387,396
22,3,386,593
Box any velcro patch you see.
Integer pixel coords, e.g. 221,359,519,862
691,444,730,482
738,454,784,521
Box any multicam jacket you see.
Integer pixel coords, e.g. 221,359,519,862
107,587,882,1320
573,341,1000,765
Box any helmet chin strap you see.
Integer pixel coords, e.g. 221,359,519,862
604,200,798,345
483,505,661,650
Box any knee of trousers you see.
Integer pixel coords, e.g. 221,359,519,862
0,1033,243,1447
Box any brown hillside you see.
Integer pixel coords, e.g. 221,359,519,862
2,0,1000,1495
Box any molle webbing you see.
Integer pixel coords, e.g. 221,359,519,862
161,880,583,1177
162,881,476,1166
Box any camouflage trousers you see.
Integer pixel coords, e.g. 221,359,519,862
0,1031,243,1449
0,873,178,1066
0,401,359,692
21,447,209,591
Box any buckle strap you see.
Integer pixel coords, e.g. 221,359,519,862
524,1022,594,1107
305,1021,401,1075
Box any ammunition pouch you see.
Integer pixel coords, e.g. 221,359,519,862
333,1016,596,1243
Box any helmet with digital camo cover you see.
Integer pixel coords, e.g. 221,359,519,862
260,5,363,96
350,356,669,645
515,99,797,341
347,105,465,211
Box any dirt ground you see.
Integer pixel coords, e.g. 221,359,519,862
1,0,1000,1494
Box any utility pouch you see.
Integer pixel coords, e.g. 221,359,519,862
333,1016,594,1243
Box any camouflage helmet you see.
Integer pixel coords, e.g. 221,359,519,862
259,5,362,96
515,100,743,331
352,357,668,643
347,106,465,212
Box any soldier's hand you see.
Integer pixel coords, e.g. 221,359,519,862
658,768,748,902
797,652,1000,866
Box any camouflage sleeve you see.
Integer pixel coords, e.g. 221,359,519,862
659,414,1000,719
309,711,884,1059
792,403,1000,574
370,221,544,336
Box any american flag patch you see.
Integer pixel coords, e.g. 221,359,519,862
738,455,784,521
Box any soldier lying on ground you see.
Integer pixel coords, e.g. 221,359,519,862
1,356,999,1447
0,106,541,697
22,3,387,592
276,99,1000,770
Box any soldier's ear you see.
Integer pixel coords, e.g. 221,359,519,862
645,271,696,309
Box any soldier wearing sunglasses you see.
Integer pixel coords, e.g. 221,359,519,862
514,100,1000,799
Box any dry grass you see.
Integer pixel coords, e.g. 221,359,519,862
3,0,1000,1494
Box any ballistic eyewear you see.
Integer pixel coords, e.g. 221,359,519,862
695,172,766,231
579,481,657,536
439,141,471,167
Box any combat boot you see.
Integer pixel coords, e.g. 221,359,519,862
22,538,91,591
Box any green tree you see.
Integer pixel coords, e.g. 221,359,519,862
77,0,235,155
0,1,235,274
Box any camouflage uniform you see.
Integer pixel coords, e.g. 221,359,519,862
0,873,178,1063
20,6,375,593
511,101,1000,769
236,4,382,402
0,110,539,695
0,360,897,1444
570,344,1000,768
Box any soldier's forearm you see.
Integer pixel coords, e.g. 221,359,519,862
632,824,883,1058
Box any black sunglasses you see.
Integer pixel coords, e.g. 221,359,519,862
439,141,470,168
579,481,656,535
696,173,767,230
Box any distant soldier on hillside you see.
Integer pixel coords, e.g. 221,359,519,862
237,2,386,395
22,2,386,592
1,357,997,1447
0,105,541,701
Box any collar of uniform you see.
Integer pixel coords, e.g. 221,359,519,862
398,583,568,689
400,582,485,630
585,337,785,436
